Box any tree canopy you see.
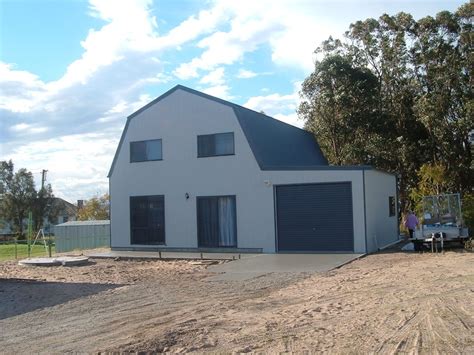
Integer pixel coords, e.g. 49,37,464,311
299,2,473,215
0,160,57,236
77,194,110,221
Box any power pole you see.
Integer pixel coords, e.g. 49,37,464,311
41,169,48,190
39,169,49,246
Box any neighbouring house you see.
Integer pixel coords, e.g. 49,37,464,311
108,85,398,253
50,197,78,225
0,197,77,236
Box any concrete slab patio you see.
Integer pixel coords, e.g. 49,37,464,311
86,250,259,261
208,253,364,281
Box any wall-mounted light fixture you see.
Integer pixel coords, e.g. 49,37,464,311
185,193,190,199
264,180,272,187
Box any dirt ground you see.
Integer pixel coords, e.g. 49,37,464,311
0,248,473,353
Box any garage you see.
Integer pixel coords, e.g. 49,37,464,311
275,182,354,252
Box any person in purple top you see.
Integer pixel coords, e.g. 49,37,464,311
404,211,419,239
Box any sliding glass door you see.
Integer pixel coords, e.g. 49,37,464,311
130,195,165,244
197,196,237,248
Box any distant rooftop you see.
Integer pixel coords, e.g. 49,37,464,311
55,220,110,227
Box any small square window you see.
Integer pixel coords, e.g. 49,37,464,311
389,196,396,217
198,132,234,157
130,139,162,162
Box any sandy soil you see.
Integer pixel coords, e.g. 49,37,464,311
0,249,472,353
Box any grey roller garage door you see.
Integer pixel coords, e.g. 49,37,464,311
276,182,354,252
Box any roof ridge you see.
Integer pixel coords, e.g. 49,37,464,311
173,84,308,134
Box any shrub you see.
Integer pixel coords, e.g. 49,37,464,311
462,193,474,237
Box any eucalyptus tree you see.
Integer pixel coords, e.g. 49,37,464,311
299,2,473,213
0,161,36,237
299,54,379,166
411,5,473,193
0,160,57,236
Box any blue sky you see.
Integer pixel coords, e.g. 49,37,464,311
0,0,465,202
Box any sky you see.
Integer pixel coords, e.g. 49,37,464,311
0,0,465,203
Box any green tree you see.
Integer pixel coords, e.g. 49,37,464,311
462,193,474,237
0,161,36,237
343,12,431,212
409,163,455,214
32,184,58,231
299,55,380,165
411,5,473,193
1,160,59,236
0,160,14,195
77,194,109,221
300,3,473,214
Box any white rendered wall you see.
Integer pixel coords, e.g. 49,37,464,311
110,88,368,253
364,170,398,252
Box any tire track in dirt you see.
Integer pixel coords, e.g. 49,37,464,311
1,251,473,353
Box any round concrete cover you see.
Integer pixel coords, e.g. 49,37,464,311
18,256,89,267
56,256,89,266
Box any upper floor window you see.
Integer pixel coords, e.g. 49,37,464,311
197,132,234,157
130,139,162,162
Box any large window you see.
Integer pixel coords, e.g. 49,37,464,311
197,132,234,157
130,195,165,244
130,139,162,162
197,196,237,248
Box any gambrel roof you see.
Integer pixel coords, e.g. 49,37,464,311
108,85,329,177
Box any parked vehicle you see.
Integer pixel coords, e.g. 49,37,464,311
413,193,469,251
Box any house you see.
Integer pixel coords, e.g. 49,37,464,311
50,197,77,225
108,85,398,253
0,197,77,236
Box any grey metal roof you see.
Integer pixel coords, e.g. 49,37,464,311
51,197,77,216
232,105,328,169
55,220,110,227
108,85,329,177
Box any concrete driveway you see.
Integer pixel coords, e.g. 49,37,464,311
86,250,363,281
208,253,363,281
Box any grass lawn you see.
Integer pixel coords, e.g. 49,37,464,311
0,242,55,261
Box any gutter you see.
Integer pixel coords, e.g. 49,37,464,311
363,170,368,254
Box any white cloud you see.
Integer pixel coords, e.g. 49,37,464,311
199,67,225,85
98,94,153,123
173,0,339,79
9,123,31,132
106,101,128,114
5,132,117,202
173,14,285,79
156,4,230,49
46,0,157,95
201,85,233,100
244,92,297,113
243,81,303,127
267,8,334,71
0,62,47,112
0,0,230,201
1,0,335,200
273,113,302,128
236,69,257,79
9,123,48,134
